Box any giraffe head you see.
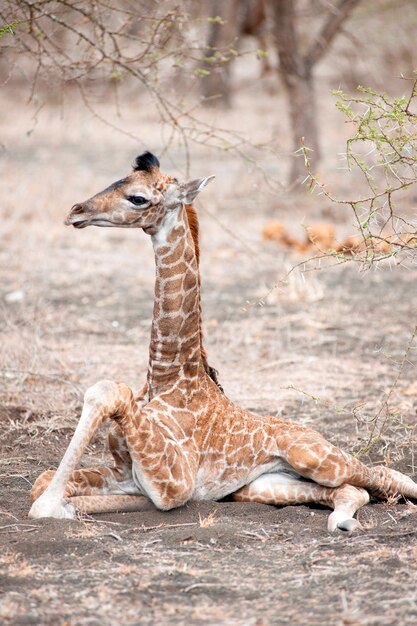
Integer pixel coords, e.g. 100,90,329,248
65,152,214,236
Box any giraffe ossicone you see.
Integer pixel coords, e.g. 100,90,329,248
29,152,417,531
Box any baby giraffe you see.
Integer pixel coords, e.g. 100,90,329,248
29,152,417,531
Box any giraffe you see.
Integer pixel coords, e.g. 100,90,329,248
29,151,417,531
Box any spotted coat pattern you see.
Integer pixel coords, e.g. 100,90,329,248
29,155,417,531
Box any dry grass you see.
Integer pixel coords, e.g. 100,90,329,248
199,509,218,528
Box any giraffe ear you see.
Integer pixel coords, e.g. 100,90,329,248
180,176,215,204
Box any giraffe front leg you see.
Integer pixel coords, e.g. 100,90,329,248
233,473,369,532
29,380,137,519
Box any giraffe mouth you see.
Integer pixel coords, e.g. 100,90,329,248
67,218,115,228
66,215,136,229
72,219,90,229
75,218,134,229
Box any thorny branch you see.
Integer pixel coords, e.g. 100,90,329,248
354,324,417,459
302,78,417,266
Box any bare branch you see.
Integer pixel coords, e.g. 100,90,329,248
305,0,361,71
272,0,302,83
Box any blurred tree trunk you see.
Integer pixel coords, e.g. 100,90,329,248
202,0,268,106
201,0,241,107
272,0,360,184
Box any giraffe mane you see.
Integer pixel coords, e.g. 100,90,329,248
185,203,223,393
184,203,200,264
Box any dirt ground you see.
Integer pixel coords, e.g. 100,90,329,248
1,76,417,625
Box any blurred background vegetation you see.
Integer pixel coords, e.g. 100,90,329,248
1,1,417,264
2,0,417,172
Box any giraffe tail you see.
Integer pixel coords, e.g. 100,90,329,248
70,495,148,514
349,458,417,500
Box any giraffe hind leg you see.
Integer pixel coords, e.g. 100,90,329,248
31,465,147,516
278,427,417,503
232,472,369,532
108,421,133,478
30,466,140,501
30,422,137,502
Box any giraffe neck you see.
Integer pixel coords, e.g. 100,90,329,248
147,204,203,399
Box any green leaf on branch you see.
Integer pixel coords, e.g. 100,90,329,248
194,68,210,77
207,16,225,24
0,20,18,39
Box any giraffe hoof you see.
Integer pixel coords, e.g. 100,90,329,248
28,496,76,520
328,511,360,532
337,518,360,532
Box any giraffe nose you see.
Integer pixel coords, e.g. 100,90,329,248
70,203,86,215
65,202,89,226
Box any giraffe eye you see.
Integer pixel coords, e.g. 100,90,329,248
128,195,148,207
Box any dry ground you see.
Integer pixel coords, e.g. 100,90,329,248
1,82,417,626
